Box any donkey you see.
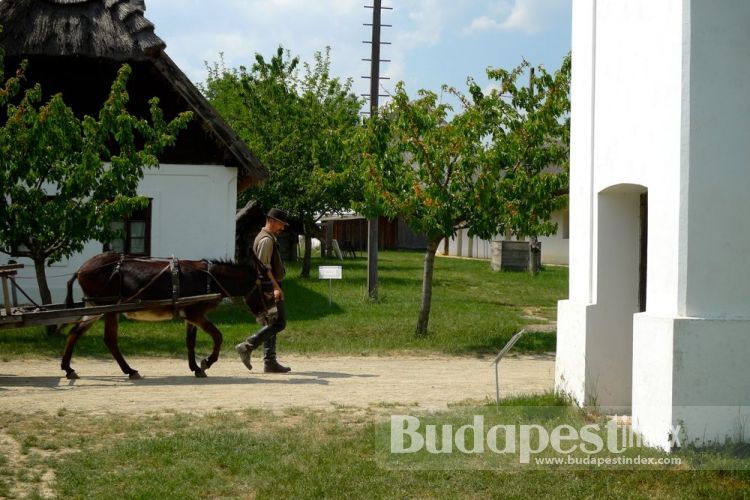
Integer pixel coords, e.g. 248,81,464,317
62,252,272,380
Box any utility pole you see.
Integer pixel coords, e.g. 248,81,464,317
363,0,391,299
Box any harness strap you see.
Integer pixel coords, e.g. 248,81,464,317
201,260,211,294
107,255,238,305
169,255,180,306
204,263,234,299
110,254,126,301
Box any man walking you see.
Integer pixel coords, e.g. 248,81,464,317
235,208,291,373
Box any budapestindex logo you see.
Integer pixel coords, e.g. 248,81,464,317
389,414,682,465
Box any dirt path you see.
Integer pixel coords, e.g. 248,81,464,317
0,354,555,415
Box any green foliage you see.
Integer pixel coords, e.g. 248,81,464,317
359,82,496,243
203,47,363,276
358,55,571,333
361,54,572,245
476,54,572,239
359,77,503,334
0,53,191,302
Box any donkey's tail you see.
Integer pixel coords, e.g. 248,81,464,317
65,272,79,308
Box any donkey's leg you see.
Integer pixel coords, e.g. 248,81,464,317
186,322,206,378
102,313,141,380
61,316,99,380
185,309,223,372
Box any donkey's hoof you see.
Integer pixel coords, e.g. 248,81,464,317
195,369,208,378
200,358,210,371
66,370,79,380
129,371,142,380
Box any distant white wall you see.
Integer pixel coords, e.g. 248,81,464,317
1,163,238,304
441,209,569,265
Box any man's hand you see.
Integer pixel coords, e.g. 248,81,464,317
274,288,284,302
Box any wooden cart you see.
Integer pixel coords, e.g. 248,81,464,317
0,263,221,330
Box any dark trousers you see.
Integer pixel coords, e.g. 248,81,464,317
245,299,287,360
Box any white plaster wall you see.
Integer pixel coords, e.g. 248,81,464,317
565,0,597,304
684,1,750,318
142,164,238,260
1,164,238,304
591,0,685,316
635,314,750,449
553,0,597,407
632,314,675,450
538,210,569,265
672,317,750,446
563,0,750,448
554,300,588,403
558,0,687,407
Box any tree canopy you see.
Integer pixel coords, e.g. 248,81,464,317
479,55,571,263
204,46,362,277
360,55,571,335
0,55,191,304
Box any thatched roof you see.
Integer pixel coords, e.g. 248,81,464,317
0,0,164,60
0,0,267,189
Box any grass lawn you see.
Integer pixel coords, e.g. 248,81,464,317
0,250,566,359
1,394,747,499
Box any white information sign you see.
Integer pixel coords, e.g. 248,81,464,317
318,266,343,280
319,266,342,305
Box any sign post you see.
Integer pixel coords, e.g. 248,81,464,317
318,266,343,305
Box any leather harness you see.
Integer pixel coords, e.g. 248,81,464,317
97,255,233,307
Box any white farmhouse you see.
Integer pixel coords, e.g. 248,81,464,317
556,0,750,449
0,0,267,303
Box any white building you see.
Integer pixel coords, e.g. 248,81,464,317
556,0,750,449
0,0,267,304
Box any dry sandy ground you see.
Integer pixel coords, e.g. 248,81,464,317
0,354,554,415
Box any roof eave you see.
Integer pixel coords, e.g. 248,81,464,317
149,52,268,190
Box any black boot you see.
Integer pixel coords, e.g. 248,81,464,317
264,358,291,373
262,333,290,372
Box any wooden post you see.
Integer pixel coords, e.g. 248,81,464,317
0,264,23,315
1,276,11,316
325,221,334,258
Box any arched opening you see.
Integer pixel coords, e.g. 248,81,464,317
588,184,648,410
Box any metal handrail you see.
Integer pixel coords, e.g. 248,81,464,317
491,328,528,411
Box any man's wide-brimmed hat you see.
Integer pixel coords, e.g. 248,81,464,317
267,208,289,226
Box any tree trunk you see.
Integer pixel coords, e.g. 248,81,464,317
415,239,441,336
33,257,52,305
301,221,313,279
528,236,541,275
33,257,60,335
